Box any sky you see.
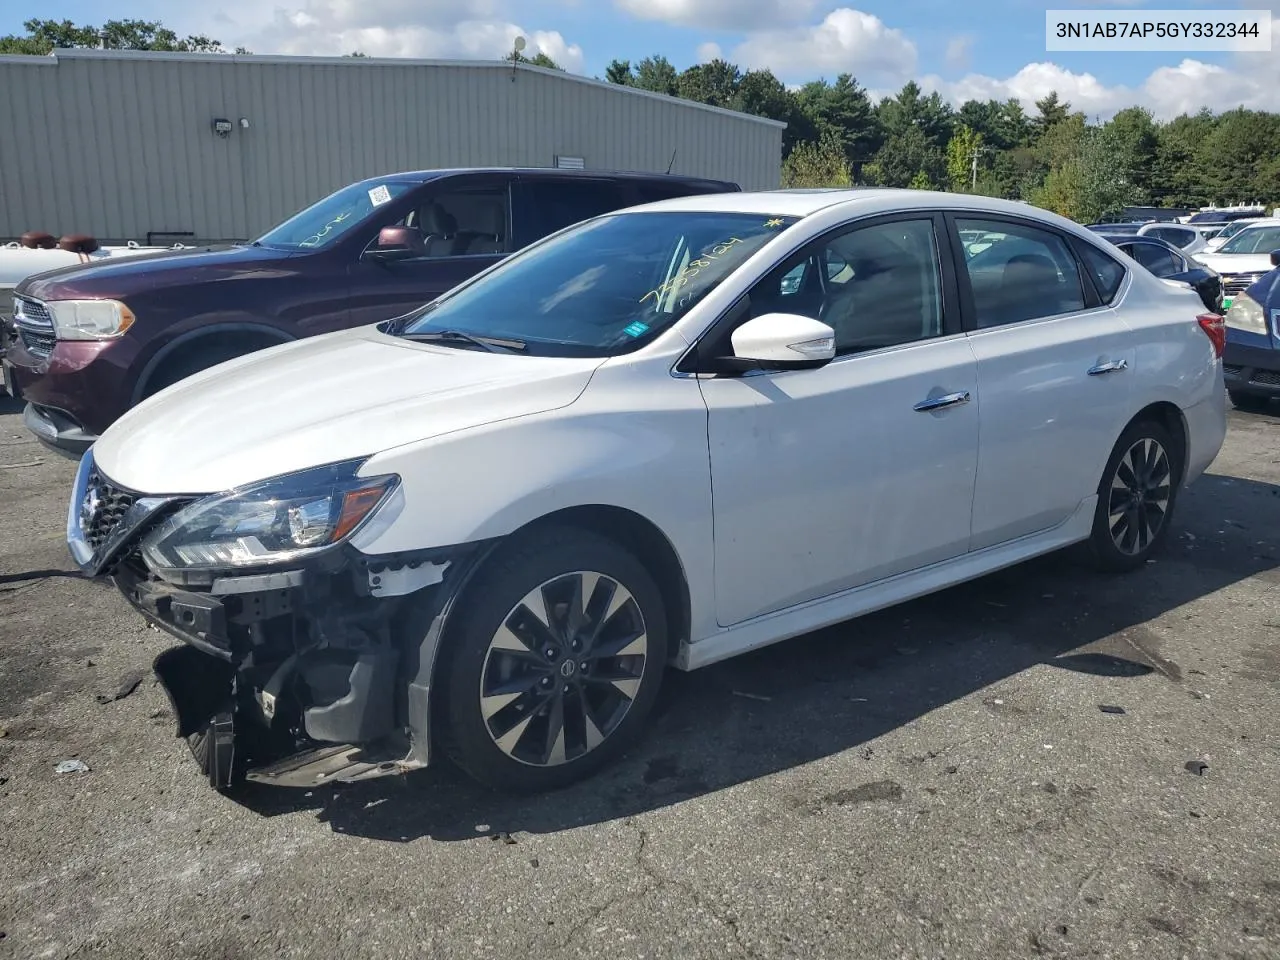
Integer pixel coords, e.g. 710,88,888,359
3,0,1279,119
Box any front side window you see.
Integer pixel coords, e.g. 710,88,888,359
744,218,944,356
394,211,797,356
399,186,510,257
958,218,1086,327
1218,225,1280,255
258,180,417,250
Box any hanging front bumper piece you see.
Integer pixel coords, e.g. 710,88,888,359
67,448,493,791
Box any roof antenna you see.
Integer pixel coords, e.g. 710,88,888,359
666,149,677,174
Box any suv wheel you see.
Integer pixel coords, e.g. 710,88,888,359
1087,419,1179,572
438,527,668,792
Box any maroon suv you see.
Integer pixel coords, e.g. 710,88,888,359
5,168,738,454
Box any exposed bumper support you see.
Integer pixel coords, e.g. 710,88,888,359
25,402,97,458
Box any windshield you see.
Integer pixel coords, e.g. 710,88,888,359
395,211,799,356
257,180,416,249
1218,225,1280,255
1214,221,1253,241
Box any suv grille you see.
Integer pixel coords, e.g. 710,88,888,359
14,296,56,360
1222,272,1267,297
82,467,138,551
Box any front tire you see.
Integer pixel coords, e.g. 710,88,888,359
1087,419,1179,572
437,526,668,792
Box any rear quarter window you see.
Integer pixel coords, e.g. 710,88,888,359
1076,242,1126,304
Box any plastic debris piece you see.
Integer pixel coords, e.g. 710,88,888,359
530,857,540,868
1184,760,1209,776
731,690,771,702
1099,704,1126,715
96,668,146,704
55,759,90,774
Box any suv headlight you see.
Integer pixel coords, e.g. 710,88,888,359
1224,292,1266,335
46,299,135,340
141,459,398,575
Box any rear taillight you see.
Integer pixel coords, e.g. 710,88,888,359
1197,312,1225,358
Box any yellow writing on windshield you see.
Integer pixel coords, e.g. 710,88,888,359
638,237,743,305
300,211,354,248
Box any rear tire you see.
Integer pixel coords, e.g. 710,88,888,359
1087,419,1179,573
1228,389,1270,412
437,526,668,793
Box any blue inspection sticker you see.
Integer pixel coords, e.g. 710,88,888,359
622,321,650,338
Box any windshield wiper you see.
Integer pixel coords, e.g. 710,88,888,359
400,329,527,353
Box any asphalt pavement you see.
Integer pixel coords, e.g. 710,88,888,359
1,393,1278,960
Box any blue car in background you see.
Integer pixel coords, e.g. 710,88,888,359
1223,249,1280,411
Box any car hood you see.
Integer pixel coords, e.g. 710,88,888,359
1193,252,1276,275
17,244,296,300
92,328,603,494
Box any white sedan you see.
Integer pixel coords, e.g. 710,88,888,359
67,189,1227,793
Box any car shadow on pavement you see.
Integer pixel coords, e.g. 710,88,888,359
232,471,1280,841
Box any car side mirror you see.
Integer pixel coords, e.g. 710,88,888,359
364,225,425,262
728,313,835,371
1270,249,1280,268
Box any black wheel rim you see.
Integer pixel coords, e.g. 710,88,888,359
479,571,648,767
1108,437,1172,556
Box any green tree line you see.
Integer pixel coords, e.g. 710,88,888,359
606,55,1280,222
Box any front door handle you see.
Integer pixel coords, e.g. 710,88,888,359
913,391,971,412
1088,358,1128,376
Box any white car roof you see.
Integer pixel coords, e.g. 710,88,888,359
635,188,1076,227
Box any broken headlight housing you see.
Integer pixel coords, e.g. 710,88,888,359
141,459,399,576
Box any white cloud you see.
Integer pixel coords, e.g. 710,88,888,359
732,9,917,87
612,0,817,30
194,0,584,70
944,34,973,72
919,17,1280,120
695,41,723,63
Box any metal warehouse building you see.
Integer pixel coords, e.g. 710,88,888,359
0,49,784,244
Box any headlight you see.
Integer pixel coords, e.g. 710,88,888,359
1224,293,1266,335
141,459,398,575
46,299,135,340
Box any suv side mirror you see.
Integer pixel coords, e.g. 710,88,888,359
364,225,425,262
728,313,835,371
1270,248,1280,268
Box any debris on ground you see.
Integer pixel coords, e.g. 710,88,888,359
96,668,146,704
530,858,540,868
1184,760,1209,777
489,831,517,845
54,759,90,775
1099,704,1126,715
731,690,771,702
0,459,43,469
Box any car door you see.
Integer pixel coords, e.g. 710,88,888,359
697,213,980,627
346,174,515,327
951,215,1135,552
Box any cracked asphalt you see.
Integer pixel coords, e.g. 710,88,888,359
1,393,1279,960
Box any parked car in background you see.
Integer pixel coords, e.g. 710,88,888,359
1203,217,1265,251
1096,233,1222,313
1135,222,1208,256
5,168,740,454
67,189,1226,793
1223,250,1280,410
1194,220,1280,310
1086,222,1145,236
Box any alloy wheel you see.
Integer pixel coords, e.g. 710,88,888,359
1107,437,1172,556
479,571,648,767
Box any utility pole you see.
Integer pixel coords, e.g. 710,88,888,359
971,147,979,191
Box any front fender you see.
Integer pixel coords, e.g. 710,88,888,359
353,394,716,634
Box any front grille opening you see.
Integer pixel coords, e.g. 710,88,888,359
83,468,138,551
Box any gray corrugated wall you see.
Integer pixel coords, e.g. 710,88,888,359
0,53,783,243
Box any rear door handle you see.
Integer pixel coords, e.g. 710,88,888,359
1088,359,1128,376
913,391,971,412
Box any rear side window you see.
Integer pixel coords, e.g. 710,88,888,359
957,218,1087,327
517,179,629,242
1130,243,1182,279
1077,242,1127,302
